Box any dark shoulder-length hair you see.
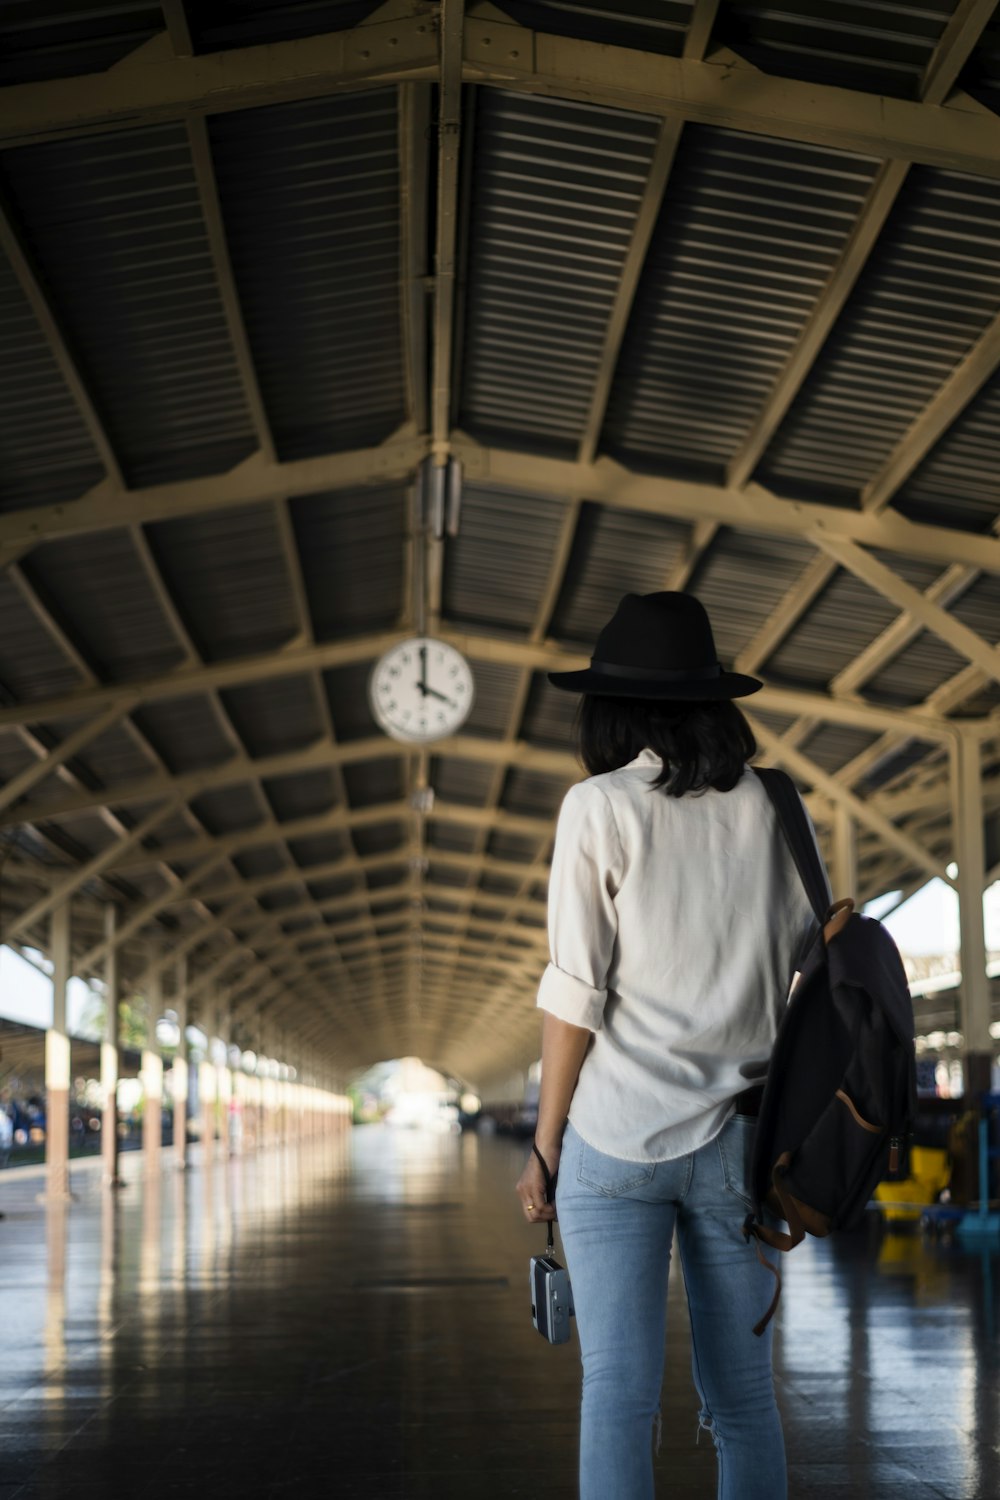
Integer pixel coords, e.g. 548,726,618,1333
576,695,756,797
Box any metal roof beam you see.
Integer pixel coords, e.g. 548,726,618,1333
0,202,123,488
0,630,963,742
5,796,182,946
453,440,1000,577
577,120,683,465
748,718,953,886
2,733,577,826
920,0,998,105
812,535,1000,689
862,313,1000,515
0,15,440,148
110,798,551,878
187,113,276,463
399,82,432,437
430,0,464,464
465,21,1000,177
725,162,909,492
0,435,427,568
4,16,999,176
0,702,129,816
4,435,999,583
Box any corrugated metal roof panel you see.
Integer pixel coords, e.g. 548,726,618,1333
763,554,943,687
520,674,579,750
190,0,382,52
0,2,161,85
190,784,262,835
22,531,186,684
864,573,1000,706
798,724,880,775
342,758,405,809
233,846,288,881
209,90,406,458
147,505,299,662
292,486,407,639
0,125,257,486
501,768,567,819
0,251,104,512
428,862,474,890
490,2,696,54
263,769,336,821
0,572,84,703
427,823,480,855
288,831,349,866
352,822,407,858
603,128,880,476
691,530,818,662
718,1,956,100
442,485,569,634
757,167,1000,507
0,731,36,783
857,738,942,794
132,695,235,773
462,660,524,736
220,676,323,757
488,830,539,862
429,756,497,808
366,862,408,891
68,719,157,791
459,91,662,454
550,503,690,646
323,663,379,741
892,369,1000,534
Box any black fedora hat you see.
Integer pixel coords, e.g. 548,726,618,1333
548,593,763,700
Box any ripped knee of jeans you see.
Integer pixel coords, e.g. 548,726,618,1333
695,1406,719,1450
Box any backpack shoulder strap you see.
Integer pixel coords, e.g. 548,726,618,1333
753,766,831,924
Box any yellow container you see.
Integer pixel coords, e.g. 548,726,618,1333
873,1146,950,1222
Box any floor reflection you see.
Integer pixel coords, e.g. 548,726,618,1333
0,1129,998,1498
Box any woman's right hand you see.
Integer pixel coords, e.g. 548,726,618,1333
515,1144,560,1224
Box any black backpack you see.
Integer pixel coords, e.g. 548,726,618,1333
744,768,918,1333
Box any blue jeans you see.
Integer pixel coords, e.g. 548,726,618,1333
556,1118,785,1500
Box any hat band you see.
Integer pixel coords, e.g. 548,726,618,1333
589,660,723,683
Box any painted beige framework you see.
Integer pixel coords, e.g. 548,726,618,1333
0,0,999,1147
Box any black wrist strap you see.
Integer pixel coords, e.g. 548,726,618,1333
533,1143,557,1254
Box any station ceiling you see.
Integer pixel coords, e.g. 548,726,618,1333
0,1,999,1089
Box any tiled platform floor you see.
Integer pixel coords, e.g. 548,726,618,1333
1,1126,999,1499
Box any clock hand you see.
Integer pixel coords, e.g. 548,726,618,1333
418,645,428,696
423,685,457,708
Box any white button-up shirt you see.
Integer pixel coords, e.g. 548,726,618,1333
537,749,818,1162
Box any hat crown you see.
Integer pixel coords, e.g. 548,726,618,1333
593,593,719,673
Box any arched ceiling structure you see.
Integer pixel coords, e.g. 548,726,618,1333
1,1,999,1089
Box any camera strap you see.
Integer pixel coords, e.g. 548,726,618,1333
532,1143,557,1254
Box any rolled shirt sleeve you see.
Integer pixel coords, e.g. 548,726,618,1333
537,781,623,1032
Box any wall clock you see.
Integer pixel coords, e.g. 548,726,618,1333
368,637,475,744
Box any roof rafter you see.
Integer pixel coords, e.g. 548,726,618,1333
4,15,999,177
0,199,122,488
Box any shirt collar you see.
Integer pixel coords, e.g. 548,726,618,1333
628,747,662,770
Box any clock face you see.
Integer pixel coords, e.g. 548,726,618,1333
368,637,475,744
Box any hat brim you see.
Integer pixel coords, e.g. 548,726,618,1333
546,669,763,700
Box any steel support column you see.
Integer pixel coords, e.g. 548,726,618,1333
952,734,993,1093
100,906,121,1187
44,903,72,1201
141,965,164,1175
172,958,189,1171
